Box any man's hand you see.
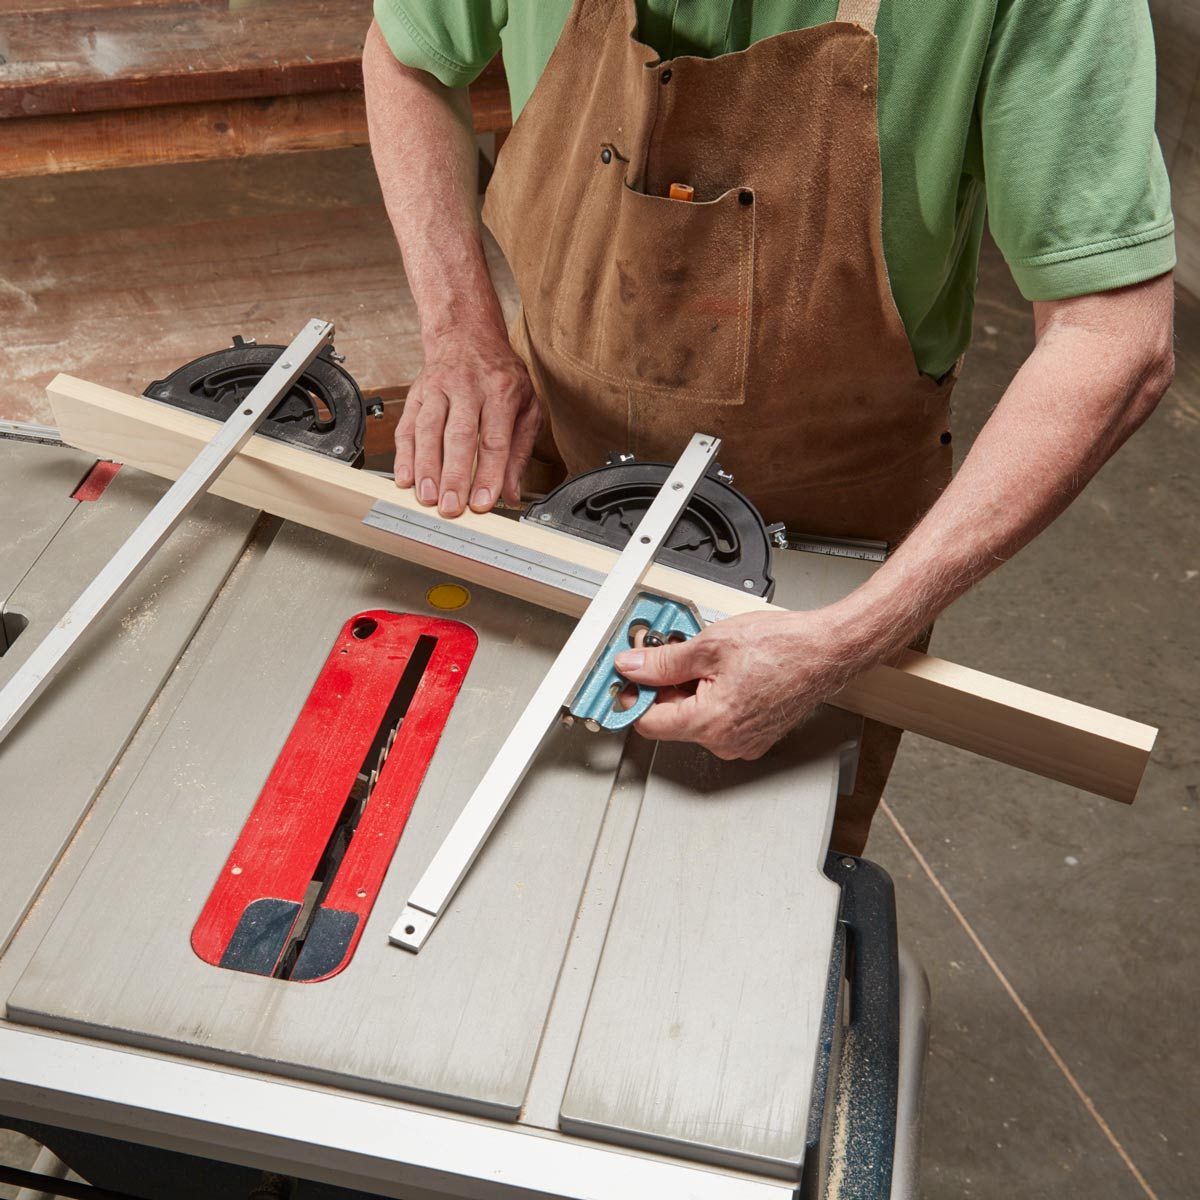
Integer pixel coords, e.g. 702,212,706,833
394,327,541,515
614,610,863,760
364,22,537,515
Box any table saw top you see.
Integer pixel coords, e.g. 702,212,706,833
0,435,875,1196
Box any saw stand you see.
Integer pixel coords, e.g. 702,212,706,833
0,327,930,1200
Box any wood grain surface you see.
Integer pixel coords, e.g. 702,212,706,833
0,150,515,428
0,0,368,119
45,374,1159,803
0,58,511,178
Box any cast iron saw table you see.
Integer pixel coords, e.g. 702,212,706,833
0,402,928,1199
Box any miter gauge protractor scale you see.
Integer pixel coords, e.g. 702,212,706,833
143,333,368,466
365,435,800,952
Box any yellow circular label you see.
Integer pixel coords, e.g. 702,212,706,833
426,583,470,611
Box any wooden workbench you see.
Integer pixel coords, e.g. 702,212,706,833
0,0,511,178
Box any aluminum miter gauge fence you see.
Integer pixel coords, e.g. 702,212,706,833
377,433,724,953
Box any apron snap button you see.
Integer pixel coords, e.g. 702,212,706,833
660,68,672,84
739,190,754,205
600,147,612,164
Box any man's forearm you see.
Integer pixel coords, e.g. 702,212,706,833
828,273,1176,667
363,22,505,349
363,22,541,513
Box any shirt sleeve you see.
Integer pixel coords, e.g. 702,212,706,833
373,0,506,88
978,0,1175,300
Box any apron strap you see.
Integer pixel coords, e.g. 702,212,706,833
835,0,881,31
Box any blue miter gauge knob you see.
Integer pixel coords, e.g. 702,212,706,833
569,594,703,732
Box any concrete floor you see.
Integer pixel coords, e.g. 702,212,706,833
871,255,1200,1200
0,148,1197,1199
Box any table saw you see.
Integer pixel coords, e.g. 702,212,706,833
0,337,931,1199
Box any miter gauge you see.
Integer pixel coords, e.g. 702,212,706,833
0,318,364,744
523,456,783,730
143,333,367,465
365,436,790,952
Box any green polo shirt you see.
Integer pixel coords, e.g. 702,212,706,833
373,0,1175,378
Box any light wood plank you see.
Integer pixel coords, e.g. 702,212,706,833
45,373,1158,803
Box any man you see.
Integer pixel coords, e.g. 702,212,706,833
362,0,1174,853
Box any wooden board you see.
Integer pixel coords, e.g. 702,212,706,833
0,0,368,119
0,0,510,119
0,153,517,427
0,60,511,178
1,92,370,179
45,374,1159,804
8,522,623,1119
0,0,221,13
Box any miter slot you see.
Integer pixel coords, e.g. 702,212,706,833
0,612,29,658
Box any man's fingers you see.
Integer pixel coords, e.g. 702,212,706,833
503,396,543,505
393,392,421,488
633,690,708,742
438,401,483,517
634,693,757,761
615,636,710,687
469,393,517,512
412,389,449,507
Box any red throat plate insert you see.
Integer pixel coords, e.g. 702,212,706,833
192,610,476,982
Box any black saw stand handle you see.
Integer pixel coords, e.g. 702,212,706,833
799,854,903,1200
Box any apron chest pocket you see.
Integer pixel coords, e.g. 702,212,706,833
549,156,755,405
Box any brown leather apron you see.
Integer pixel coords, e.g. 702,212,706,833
482,0,955,853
